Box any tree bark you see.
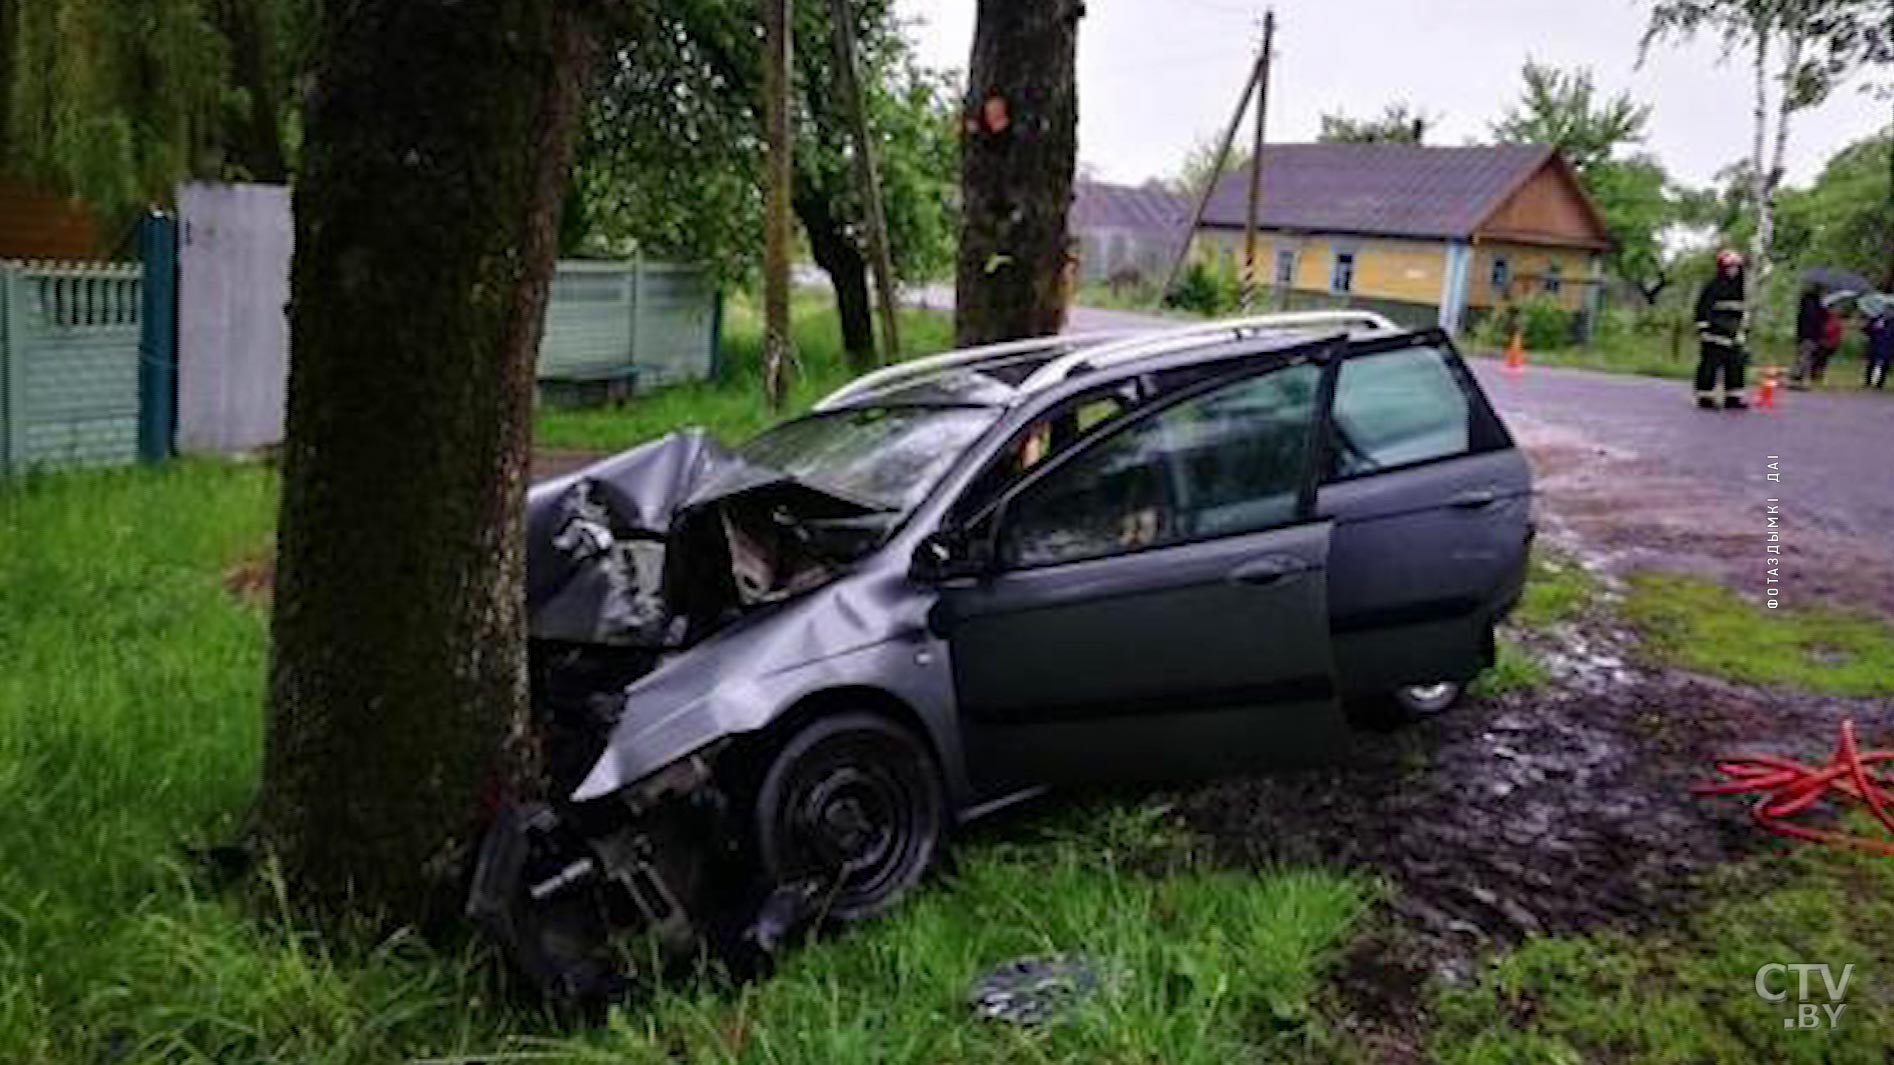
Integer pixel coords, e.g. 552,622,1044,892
1747,25,1773,336
0,0,14,164
258,0,595,930
796,182,875,370
827,0,900,364
954,0,1081,347
761,0,794,408
1751,23,1808,343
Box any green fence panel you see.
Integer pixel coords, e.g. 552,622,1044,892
0,260,143,474
536,258,719,398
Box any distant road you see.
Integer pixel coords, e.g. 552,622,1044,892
1470,359,1894,542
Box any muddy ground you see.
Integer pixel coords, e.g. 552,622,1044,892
1164,417,1894,1061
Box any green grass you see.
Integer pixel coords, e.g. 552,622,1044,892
1513,551,1598,630
533,293,956,452
1477,330,1894,395
1487,330,1703,381
1469,639,1551,698
0,329,1372,1061
1468,549,1598,698
1624,572,1894,696
1431,843,1894,1064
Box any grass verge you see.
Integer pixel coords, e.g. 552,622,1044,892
1431,840,1894,1063
1624,572,1894,696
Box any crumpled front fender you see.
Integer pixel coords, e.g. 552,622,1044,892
571,568,957,803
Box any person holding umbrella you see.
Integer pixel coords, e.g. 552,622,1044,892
1864,294,1893,390
1693,249,1749,410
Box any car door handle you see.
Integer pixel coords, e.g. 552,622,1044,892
1229,554,1319,587
1449,488,1500,510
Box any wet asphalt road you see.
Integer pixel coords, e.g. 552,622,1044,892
1467,359,1894,543
1062,301,1894,543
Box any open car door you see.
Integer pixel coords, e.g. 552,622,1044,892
933,347,1349,793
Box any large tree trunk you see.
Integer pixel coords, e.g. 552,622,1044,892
258,0,594,929
796,184,875,371
954,0,1081,346
761,0,794,408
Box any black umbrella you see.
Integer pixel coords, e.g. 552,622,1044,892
1802,266,1875,294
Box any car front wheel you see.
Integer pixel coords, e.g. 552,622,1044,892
753,712,945,924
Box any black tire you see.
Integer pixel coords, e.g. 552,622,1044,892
752,712,944,924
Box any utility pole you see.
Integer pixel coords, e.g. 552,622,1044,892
1160,21,1265,300
828,0,902,363
761,0,794,408
1240,9,1275,312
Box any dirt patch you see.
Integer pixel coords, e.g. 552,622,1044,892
1170,628,1894,1058
223,550,275,606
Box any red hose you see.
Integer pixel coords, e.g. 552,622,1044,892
1696,720,1894,856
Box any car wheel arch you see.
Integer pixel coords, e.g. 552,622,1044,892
721,685,944,794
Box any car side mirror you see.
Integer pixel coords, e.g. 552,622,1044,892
910,527,990,582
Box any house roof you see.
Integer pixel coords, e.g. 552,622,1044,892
1071,179,1188,236
1200,143,1582,243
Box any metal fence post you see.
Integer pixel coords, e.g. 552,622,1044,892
137,211,179,462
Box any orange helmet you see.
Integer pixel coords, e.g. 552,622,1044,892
1716,248,1744,269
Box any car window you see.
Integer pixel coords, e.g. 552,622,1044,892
999,363,1320,568
739,405,1001,513
951,384,1137,523
1328,345,1471,478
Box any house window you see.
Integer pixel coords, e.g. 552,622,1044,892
1490,257,1511,290
1543,262,1563,295
1330,251,1356,294
1275,249,1297,287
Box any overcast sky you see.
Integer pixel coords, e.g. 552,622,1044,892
893,0,1891,190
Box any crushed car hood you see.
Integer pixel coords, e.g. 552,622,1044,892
527,429,889,648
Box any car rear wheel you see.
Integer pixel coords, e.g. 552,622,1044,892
1392,680,1463,719
753,712,944,924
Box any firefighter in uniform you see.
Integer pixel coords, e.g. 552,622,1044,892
1693,249,1749,410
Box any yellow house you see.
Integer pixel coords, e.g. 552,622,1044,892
1195,144,1610,334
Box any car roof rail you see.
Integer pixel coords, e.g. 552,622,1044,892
1015,310,1402,395
812,330,1132,411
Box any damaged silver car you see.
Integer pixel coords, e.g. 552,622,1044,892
470,311,1534,997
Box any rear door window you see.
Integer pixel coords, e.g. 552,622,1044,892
1327,345,1473,478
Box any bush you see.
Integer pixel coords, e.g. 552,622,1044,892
1518,297,1576,350
1167,258,1236,316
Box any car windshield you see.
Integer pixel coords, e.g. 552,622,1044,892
740,405,1001,513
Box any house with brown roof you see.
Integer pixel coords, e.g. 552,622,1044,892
1194,143,1610,333
1070,179,1187,285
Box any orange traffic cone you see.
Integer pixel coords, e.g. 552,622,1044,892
1757,366,1781,410
1503,330,1527,374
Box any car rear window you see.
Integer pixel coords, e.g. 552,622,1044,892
1328,345,1473,477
